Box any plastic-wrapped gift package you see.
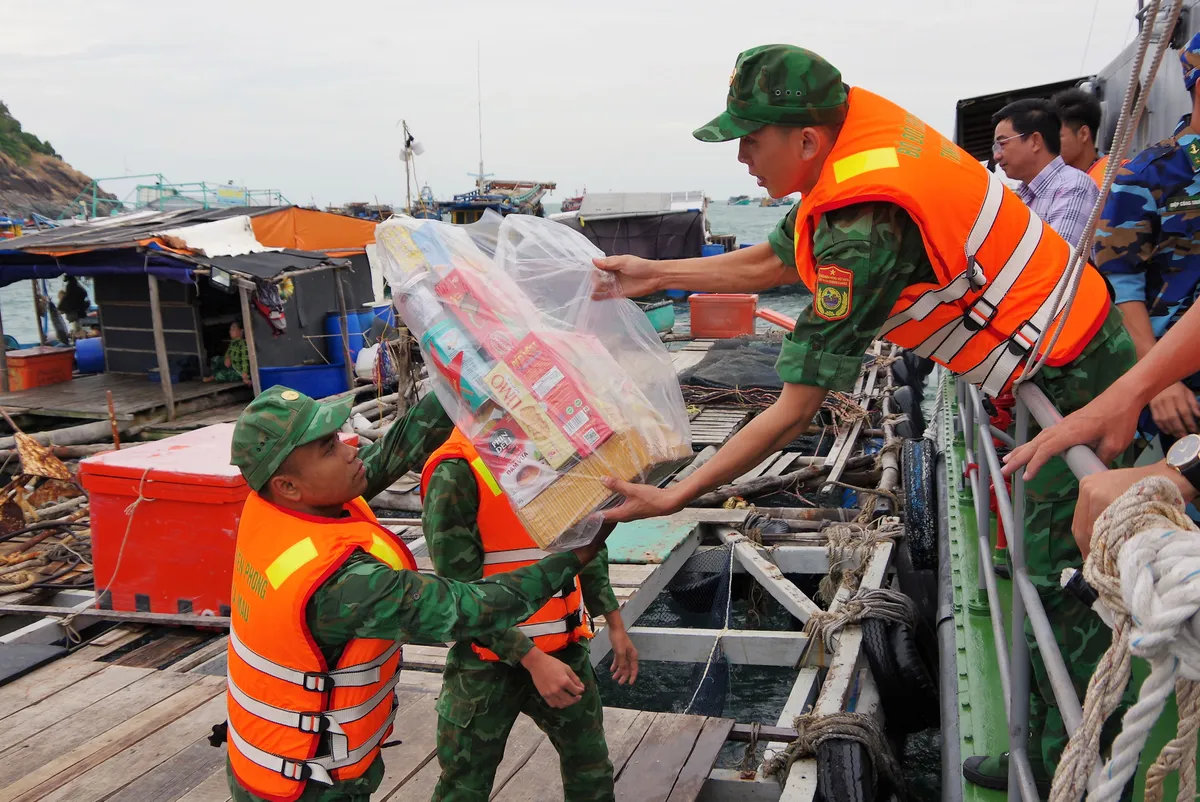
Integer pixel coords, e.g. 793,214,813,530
375,212,692,551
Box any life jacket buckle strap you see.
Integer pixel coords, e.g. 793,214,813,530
281,760,313,783
566,610,583,631
302,671,330,692
965,257,987,290
1007,319,1042,357
963,296,998,332
298,712,331,734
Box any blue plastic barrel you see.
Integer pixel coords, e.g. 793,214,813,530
701,243,725,257
370,302,396,327
258,364,349,398
324,312,365,365
75,336,104,373
357,309,374,333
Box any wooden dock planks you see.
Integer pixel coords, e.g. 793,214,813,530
0,374,246,421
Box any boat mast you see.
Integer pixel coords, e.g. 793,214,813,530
476,42,485,192
402,120,413,215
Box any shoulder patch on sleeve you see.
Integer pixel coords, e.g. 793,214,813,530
814,264,854,321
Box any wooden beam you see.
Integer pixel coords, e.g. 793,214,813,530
238,283,262,395
589,526,701,666
146,275,175,421
625,626,808,666
714,526,821,623
31,281,46,347
333,268,355,393
0,603,230,629
0,299,8,393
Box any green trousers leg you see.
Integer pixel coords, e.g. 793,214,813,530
1023,309,1138,769
431,642,614,802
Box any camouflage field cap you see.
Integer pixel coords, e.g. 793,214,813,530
231,385,353,491
1182,31,1200,90
693,45,849,143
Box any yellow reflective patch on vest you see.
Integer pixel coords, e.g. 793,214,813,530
833,147,900,183
470,457,503,497
368,534,402,569
265,537,319,590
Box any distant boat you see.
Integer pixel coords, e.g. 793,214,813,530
727,195,751,205
561,193,584,213
407,185,441,220
761,196,795,207
444,179,557,225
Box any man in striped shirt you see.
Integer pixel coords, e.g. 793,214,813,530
992,98,1099,247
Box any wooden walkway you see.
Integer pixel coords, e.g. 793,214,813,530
0,374,248,422
0,643,731,802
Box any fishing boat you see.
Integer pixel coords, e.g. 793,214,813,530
443,178,557,225
561,192,584,213
761,196,795,207
727,194,752,205
0,215,23,239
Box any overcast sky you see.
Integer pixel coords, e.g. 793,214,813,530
3,0,1141,208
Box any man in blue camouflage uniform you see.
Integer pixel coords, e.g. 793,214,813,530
1093,31,1200,444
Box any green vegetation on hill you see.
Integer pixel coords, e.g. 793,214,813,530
0,101,59,164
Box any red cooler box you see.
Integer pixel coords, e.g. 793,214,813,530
80,423,248,616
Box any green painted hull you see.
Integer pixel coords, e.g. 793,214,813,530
937,371,1195,800
639,301,676,333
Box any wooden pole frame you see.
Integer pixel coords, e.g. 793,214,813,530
333,266,355,393
0,300,9,392
31,281,47,347
147,273,176,422
238,283,263,395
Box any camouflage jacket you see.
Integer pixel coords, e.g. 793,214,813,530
229,393,586,802
423,458,620,666
767,201,937,392
1094,115,1200,385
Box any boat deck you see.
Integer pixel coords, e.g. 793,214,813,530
0,641,732,802
0,374,249,423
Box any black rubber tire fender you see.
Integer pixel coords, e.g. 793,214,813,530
816,739,877,802
891,385,925,440
902,438,937,571
889,621,940,730
861,618,905,716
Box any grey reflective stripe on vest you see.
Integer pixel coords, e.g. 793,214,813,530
481,548,550,565
228,628,400,691
227,672,400,761
227,703,398,787
518,619,572,637
877,172,1004,338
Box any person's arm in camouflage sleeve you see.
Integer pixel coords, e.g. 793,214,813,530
360,392,453,501
580,546,638,684
307,548,585,647
423,459,536,665
603,201,931,523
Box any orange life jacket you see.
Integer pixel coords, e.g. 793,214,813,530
1087,154,1110,187
794,87,1111,396
226,492,416,802
420,429,590,661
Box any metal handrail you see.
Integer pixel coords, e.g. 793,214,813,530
954,379,1109,802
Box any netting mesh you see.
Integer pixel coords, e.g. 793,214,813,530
637,544,735,717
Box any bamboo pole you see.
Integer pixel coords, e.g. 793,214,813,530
238,283,262,395
31,281,46,347
147,275,175,422
333,268,355,392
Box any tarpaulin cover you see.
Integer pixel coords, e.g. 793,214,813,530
559,210,706,260
376,213,692,551
250,207,377,256
0,249,195,288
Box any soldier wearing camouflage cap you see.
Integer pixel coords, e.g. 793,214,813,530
1092,29,1200,447
593,44,1139,794
221,386,612,802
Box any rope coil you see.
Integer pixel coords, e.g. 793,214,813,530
1050,476,1200,802
804,587,919,653
763,711,903,794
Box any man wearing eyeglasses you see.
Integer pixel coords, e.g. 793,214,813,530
992,98,1100,248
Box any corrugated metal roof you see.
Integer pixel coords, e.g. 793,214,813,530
954,76,1088,162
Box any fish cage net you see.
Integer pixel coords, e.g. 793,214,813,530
639,543,735,718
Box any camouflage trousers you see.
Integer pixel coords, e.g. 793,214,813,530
1022,306,1139,771
432,641,615,802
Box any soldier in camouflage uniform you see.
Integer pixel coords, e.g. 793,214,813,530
424,457,638,802
1093,31,1200,445
593,44,1139,794
225,387,612,802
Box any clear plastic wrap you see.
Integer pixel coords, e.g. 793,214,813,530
376,213,692,551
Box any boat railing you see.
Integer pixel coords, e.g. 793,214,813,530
952,377,1105,802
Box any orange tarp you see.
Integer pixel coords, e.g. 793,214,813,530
251,208,377,257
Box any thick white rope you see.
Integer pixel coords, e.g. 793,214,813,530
1049,476,1200,802
1018,0,1182,388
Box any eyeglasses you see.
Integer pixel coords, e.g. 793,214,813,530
992,133,1027,155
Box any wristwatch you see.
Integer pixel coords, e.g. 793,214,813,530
1166,433,1200,492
